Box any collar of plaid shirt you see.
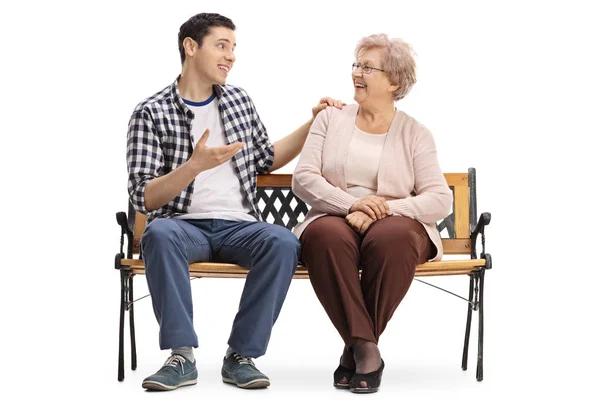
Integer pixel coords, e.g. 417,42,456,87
169,76,226,121
126,76,274,223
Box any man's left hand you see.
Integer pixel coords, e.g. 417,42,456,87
312,97,346,119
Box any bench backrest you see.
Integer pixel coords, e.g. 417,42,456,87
129,168,478,257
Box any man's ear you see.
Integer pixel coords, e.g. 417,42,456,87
183,37,198,58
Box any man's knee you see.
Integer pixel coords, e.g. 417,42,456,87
266,226,300,254
141,218,183,250
258,226,300,272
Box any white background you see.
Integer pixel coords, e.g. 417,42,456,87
1,0,599,398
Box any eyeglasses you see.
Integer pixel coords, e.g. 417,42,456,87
352,62,385,74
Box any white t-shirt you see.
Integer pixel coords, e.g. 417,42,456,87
175,94,256,222
345,125,388,199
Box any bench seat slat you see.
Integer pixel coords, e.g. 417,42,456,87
121,258,485,278
126,269,478,279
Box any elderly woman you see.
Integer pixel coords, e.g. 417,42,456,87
292,34,452,393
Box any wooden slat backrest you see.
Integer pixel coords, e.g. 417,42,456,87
443,173,471,254
131,173,472,256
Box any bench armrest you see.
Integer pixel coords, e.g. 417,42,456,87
470,212,491,268
115,211,134,268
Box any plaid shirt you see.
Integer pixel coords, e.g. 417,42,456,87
126,77,274,223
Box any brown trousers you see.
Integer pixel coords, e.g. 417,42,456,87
300,215,434,346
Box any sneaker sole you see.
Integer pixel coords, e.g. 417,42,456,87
222,377,270,389
142,379,197,391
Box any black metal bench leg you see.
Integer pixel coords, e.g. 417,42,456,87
476,269,485,381
129,275,137,371
118,270,126,381
462,275,475,370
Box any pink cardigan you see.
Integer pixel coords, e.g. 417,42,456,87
291,104,452,261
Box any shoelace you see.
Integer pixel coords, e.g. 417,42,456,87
234,353,255,366
164,354,187,373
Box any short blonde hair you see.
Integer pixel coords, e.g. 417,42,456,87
355,34,417,101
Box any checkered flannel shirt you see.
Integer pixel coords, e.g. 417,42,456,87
126,77,274,223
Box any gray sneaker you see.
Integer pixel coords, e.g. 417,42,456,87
142,355,198,391
221,353,270,389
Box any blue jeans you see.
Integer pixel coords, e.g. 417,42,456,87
140,218,299,358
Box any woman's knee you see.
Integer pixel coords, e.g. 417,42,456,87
301,217,355,248
362,217,426,255
300,217,360,273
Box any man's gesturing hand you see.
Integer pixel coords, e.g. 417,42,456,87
190,129,245,173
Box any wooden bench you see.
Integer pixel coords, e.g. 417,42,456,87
115,168,492,382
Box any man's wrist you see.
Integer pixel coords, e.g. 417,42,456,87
185,158,205,176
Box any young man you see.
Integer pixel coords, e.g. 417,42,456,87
126,13,342,391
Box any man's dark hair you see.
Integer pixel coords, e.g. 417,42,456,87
178,13,236,65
